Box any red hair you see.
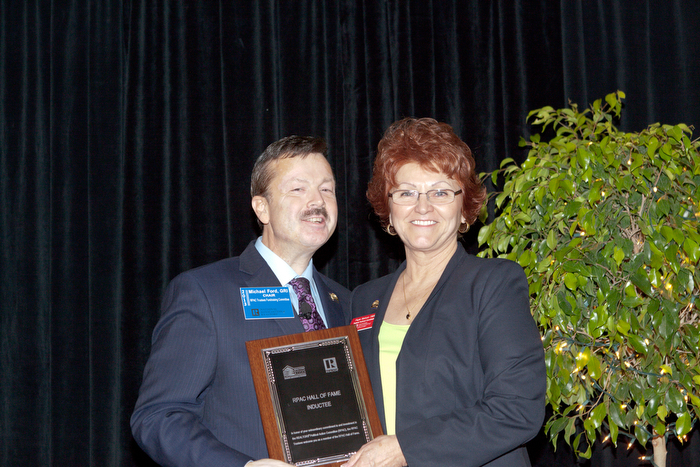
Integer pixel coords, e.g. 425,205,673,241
367,118,486,228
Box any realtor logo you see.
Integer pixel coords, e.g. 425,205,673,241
282,365,307,379
323,357,338,373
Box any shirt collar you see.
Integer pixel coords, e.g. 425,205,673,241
254,237,314,285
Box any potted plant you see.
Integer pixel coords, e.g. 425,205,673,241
478,91,700,466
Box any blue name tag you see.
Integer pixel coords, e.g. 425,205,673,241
240,287,295,320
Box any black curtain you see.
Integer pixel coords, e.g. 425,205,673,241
2,1,699,466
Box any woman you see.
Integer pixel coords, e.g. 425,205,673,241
346,118,546,467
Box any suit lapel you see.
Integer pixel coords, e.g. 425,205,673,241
314,271,346,328
239,242,305,335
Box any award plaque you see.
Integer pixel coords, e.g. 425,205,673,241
246,325,383,467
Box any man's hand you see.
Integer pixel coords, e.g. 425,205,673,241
247,459,294,466
342,435,407,467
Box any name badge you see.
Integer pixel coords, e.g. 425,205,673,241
241,287,295,320
351,314,375,331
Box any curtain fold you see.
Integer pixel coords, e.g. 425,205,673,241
2,1,699,466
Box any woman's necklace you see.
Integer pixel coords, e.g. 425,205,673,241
402,272,435,321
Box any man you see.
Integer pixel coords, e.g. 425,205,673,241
131,136,350,467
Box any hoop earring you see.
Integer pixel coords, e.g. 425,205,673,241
387,224,397,236
458,223,470,234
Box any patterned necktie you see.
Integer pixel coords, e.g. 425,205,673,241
289,277,326,331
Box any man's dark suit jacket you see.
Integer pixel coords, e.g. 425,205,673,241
351,245,546,467
131,241,350,467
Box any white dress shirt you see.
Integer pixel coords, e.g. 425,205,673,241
254,237,328,326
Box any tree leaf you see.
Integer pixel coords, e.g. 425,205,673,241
547,229,557,251
613,246,625,266
627,334,648,354
630,269,653,297
634,424,650,447
500,157,515,169
587,353,602,379
654,420,666,438
617,320,631,336
683,237,700,263
477,221,496,246
561,179,575,196
591,403,607,429
677,267,694,295
547,415,569,436
676,412,692,437
564,273,579,291
665,387,685,413
647,137,659,157
657,404,668,421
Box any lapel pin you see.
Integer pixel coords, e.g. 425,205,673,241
329,292,339,302
371,300,379,308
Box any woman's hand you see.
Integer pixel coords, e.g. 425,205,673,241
342,435,407,467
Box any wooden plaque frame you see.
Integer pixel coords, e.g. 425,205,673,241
246,325,383,467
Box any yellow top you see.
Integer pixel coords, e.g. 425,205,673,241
377,321,410,435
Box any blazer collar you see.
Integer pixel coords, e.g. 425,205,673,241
371,244,467,336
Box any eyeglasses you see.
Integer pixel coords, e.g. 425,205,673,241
388,189,463,205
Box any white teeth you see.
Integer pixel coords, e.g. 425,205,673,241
307,217,323,223
411,220,436,226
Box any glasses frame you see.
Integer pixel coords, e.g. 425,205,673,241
387,189,463,205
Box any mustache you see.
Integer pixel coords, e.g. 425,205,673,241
301,207,329,220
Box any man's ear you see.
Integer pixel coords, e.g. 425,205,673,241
252,196,270,225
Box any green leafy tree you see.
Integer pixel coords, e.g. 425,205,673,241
478,91,700,466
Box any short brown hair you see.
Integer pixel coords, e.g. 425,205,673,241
366,117,486,228
250,135,328,198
